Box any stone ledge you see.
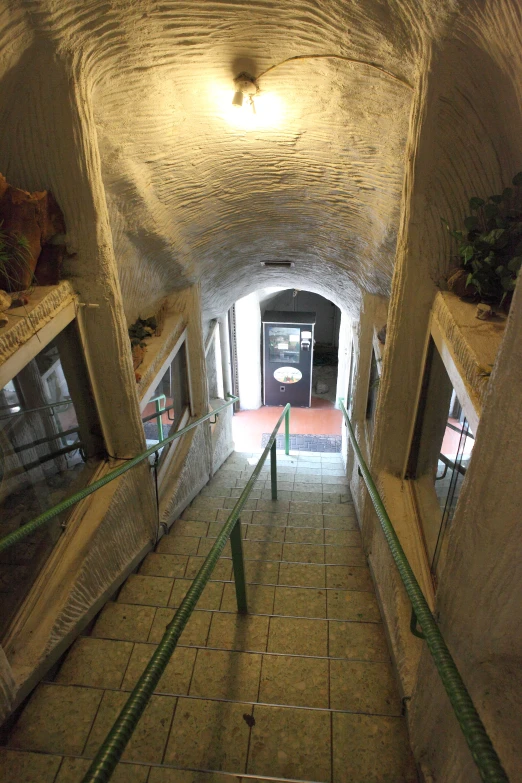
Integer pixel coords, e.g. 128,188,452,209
0,281,76,368
431,291,506,415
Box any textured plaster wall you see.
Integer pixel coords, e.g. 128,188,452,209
0,1,521,777
347,2,522,780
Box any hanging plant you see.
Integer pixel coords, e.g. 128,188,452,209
443,171,522,309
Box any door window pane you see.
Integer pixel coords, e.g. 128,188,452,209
268,326,300,364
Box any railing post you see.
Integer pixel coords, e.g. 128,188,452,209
270,441,278,500
285,405,290,455
230,518,248,614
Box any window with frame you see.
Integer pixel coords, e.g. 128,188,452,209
141,339,191,464
0,320,103,636
407,338,475,577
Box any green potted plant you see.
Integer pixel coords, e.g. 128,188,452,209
444,171,522,310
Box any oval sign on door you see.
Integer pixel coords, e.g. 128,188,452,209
274,367,302,384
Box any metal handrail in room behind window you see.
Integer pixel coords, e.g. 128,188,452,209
0,396,240,555
339,399,508,783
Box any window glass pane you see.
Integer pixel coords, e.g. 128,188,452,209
409,339,475,575
365,350,379,435
142,342,190,453
0,328,101,636
268,326,300,364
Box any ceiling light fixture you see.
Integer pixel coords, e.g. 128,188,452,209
232,72,259,113
260,261,294,268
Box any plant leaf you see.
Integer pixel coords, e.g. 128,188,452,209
469,197,485,210
489,194,503,204
461,245,474,262
482,228,505,244
464,216,478,231
508,256,522,273
483,203,499,220
512,172,522,186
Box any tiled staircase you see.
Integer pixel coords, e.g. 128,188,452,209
0,451,417,782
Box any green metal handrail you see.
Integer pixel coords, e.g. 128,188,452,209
339,399,509,783
0,396,239,555
81,403,291,783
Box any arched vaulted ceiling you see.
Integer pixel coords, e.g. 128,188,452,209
1,0,457,320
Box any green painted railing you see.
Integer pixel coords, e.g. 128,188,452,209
81,403,291,783
339,399,509,783
0,395,239,555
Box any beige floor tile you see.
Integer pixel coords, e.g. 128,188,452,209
291,491,324,502
217,508,253,523
206,521,233,538
245,524,285,542
224,497,257,510
325,529,362,547
221,583,275,613
293,482,323,493
169,578,224,610
327,590,382,622
85,690,176,764
248,704,331,782
244,559,280,585
289,501,323,514
149,608,212,645
259,654,329,708
201,486,232,497
122,643,197,694
207,612,269,652
181,508,218,523
55,757,148,782
148,769,238,783
156,536,200,556
267,616,328,656
197,538,231,557
286,512,324,528
325,545,366,566
190,649,262,701
329,621,389,661
284,526,324,544
141,552,189,576
273,586,327,618
233,487,263,498
93,603,156,642
56,637,133,689
260,488,291,500
333,712,417,783
118,574,173,607
279,562,326,588
170,521,209,537
325,515,359,530
164,697,251,772
326,565,373,591
191,497,226,509
255,499,290,512
185,556,233,581
282,542,325,563
242,540,282,561
322,502,356,517
0,748,61,783
9,684,103,755
321,476,349,486
249,511,288,526
330,660,402,715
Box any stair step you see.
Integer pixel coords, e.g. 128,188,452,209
2,451,417,782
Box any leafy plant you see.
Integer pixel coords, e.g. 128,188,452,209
128,316,157,348
443,171,522,308
0,222,35,292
